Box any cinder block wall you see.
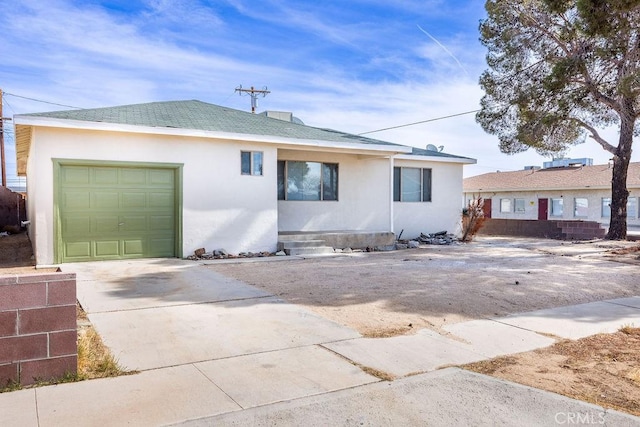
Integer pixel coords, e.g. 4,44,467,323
479,219,605,240
0,272,77,387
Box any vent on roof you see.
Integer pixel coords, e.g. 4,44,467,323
542,157,593,169
260,111,305,125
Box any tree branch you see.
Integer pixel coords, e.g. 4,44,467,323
569,118,616,153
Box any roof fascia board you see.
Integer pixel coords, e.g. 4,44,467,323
13,115,412,155
394,153,477,164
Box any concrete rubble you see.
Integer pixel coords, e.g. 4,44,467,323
187,248,275,260
418,231,458,245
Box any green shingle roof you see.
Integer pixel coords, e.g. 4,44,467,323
24,100,397,145
22,99,472,160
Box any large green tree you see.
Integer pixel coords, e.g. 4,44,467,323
477,0,640,239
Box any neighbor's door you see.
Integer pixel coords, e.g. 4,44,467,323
482,198,492,218
538,198,548,220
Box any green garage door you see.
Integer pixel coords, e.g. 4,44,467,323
58,164,177,262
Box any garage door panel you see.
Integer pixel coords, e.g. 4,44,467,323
63,191,91,210
94,192,120,209
59,165,177,262
95,241,120,257
150,215,174,231
65,241,91,258
149,238,175,257
121,192,147,209
93,168,119,185
95,216,120,233
150,169,174,186
123,240,144,256
149,192,173,208
62,216,91,235
120,169,147,185
61,166,90,185
120,215,147,232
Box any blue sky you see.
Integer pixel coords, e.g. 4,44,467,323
1,0,634,187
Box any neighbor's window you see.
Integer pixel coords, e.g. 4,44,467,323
241,151,263,176
574,198,588,218
500,198,511,213
550,198,564,216
514,198,525,213
602,197,611,218
277,160,338,201
627,197,637,219
393,167,432,202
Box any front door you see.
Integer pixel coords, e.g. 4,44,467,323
482,198,492,218
538,198,548,220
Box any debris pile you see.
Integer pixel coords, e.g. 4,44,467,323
418,231,457,245
187,248,278,261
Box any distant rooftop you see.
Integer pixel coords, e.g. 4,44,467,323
464,162,640,192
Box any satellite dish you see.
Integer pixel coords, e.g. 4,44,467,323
426,144,438,152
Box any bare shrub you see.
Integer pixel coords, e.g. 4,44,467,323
461,196,486,242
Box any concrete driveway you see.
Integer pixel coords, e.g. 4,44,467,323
68,258,365,371
3,255,637,425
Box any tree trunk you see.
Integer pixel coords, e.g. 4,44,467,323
606,113,634,240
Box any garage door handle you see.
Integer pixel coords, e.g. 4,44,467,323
118,223,125,226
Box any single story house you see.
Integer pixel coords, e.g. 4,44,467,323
14,100,475,265
463,161,640,230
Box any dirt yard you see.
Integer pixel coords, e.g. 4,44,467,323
0,232,35,270
207,237,640,337
206,236,640,416
465,327,640,417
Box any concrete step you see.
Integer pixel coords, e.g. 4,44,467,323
284,246,335,256
277,240,326,251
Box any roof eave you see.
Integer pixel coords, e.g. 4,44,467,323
13,115,413,156
395,153,476,164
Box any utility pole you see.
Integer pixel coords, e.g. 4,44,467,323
0,88,6,187
235,85,270,113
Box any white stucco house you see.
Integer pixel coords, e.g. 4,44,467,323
463,161,640,230
14,100,475,265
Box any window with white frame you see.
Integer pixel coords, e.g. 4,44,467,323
574,198,588,218
500,198,511,213
550,198,563,216
393,167,432,202
602,197,611,218
627,197,637,218
241,151,263,176
277,160,338,201
514,198,525,213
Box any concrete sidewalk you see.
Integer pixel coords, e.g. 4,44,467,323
1,258,639,426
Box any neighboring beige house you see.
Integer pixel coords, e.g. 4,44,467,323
14,100,475,265
463,161,640,231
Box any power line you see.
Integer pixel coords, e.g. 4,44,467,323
3,92,83,109
358,109,480,135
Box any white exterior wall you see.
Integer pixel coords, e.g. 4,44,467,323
394,159,464,239
464,189,640,229
27,127,278,265
277,150,391,232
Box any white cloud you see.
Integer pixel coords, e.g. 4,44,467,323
1,0,636,185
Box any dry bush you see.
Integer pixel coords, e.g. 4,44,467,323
461,196,486,242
